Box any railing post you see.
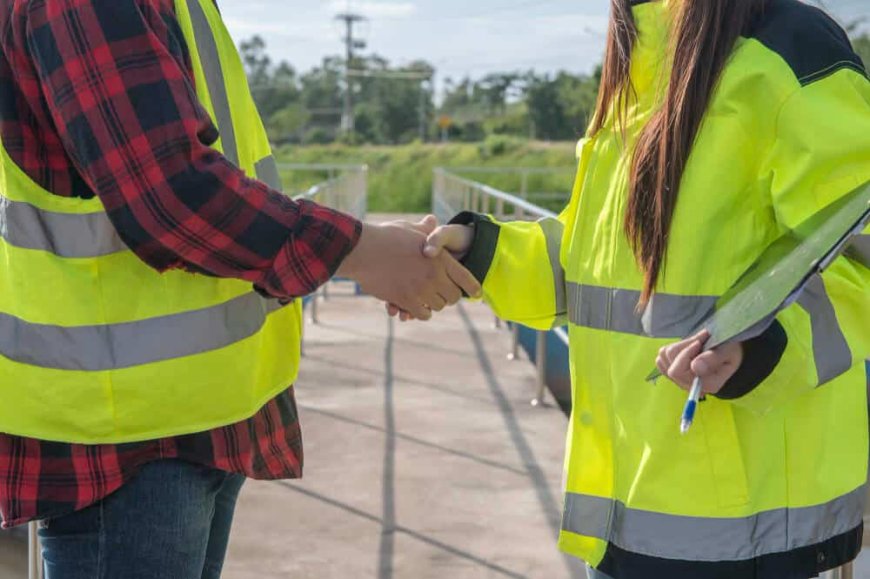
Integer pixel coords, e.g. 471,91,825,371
29,521,43,579
531,331,548,407
310,289,320,325
507,323,520,361
826,564,854,579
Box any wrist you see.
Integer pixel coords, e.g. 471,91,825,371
337,222,377,280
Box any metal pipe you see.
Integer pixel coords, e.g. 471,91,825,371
531,331,548,407
507,324,520,361
841,562,854,579
310,289,319,325
28,521,41,579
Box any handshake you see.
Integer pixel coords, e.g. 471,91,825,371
336,215,476,321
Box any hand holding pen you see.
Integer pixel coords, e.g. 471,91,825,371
656,330,744,433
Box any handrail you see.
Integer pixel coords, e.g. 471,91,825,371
433,168,557,220
279,162,368,172
292,165,368,221
432,167,568,408
444,166,575,175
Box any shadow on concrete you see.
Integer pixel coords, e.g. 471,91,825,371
301,406,528,476
313,321,477,358
457,304,586,579
275,482,528,579
379,317,397,579
303,355,497,405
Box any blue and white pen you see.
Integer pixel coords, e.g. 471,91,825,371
680,376,703,435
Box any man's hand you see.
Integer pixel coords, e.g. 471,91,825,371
337,219,481,321
656,330,743,395
386,222,477,321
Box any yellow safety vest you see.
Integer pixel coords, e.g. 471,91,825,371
0,0,302,444
461,1,870,574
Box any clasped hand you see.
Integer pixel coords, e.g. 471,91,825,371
336,215,477,321
347,217,744,392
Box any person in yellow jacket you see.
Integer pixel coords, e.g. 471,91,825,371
404,0,870,577
0,0,478,576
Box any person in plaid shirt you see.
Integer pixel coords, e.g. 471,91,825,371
0,0,480,576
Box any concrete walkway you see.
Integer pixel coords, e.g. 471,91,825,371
222,285,587,579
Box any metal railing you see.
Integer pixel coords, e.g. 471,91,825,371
292,164,368,219
444,166,574,209
433,168,565,407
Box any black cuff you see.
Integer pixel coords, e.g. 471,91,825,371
449,212,500,286
714,320,789,400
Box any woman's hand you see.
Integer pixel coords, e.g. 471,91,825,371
421,224,475,260
386,223,477,321
656,330,744,395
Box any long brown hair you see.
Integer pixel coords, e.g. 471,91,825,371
590,0,761,304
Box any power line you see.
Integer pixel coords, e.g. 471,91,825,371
346,69,431,79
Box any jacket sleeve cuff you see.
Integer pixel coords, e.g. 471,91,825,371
714,320,789,400
449,212,500,286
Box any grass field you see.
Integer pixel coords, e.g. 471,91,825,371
275,138,577,213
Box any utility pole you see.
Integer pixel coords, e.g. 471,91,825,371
335,12,366,135
418,78,427,142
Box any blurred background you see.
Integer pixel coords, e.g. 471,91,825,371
225,0,869,213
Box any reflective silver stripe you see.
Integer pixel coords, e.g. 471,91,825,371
562,483,866,561
0,293,286,371
255,155,283,192
567,283,717,338
796,275,852,385
187,0,239,167
846,234,870,268
0,0,245,259
0,196,124,257
537,218,566,324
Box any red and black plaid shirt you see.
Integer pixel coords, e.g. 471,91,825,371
0,0,361,528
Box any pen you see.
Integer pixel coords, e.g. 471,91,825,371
680,376,703,435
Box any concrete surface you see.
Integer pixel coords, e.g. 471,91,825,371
222,286,587,579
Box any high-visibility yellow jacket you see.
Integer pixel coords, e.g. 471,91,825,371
457,1,870,577
0,0,302,443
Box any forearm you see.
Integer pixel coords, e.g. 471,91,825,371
452,212,567,330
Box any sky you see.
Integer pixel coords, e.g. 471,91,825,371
221,0,869,86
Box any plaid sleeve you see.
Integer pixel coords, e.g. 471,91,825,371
23,0,360,299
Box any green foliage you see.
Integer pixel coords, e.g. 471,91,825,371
478,134,524,158
525,69,600,141
240,36,599,146
276,142,577,213
852,33,870,69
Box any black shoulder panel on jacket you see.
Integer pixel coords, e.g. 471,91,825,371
748,0,867,86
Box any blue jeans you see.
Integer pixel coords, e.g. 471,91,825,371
39,459,245,579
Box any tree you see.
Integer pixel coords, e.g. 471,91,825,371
237,35,602,145
239,36,271,88
852,33,870,68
